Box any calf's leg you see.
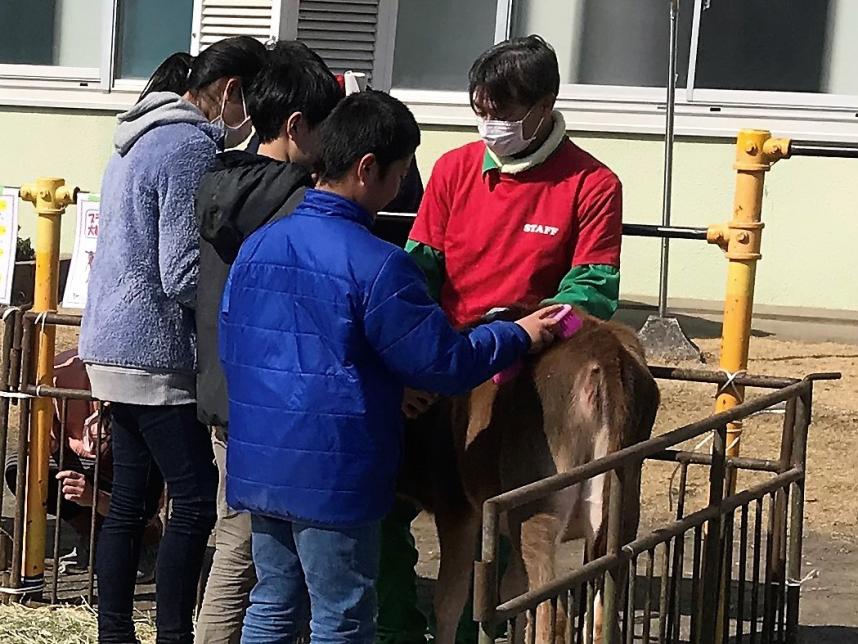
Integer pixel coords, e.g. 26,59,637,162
433,508,481,644
517,511,562,644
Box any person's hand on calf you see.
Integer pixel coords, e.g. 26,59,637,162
515,305,566,353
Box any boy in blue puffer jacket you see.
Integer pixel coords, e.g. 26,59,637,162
219,90,562,644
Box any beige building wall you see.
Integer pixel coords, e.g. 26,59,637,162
1,108,855,314
0,108,115,253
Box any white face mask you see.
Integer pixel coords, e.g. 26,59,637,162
477,105,544,157
212,85,253,149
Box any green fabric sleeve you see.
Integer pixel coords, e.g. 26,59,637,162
543,264,620,321
404,239,445,303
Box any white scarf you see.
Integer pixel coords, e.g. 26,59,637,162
485,110,567,175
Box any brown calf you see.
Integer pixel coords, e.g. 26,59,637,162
399,308,660,643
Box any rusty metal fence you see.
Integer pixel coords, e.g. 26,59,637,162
0,309,108,605
474,369,838,644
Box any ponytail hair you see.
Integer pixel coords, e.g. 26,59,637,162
138,36,266,103
138,52,194,102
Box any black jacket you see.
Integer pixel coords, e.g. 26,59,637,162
197,140,425,428
247,132,424,214
383,157,423,214
195,150,313,427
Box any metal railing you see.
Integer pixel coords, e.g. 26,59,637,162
473,369,838,644
0,310,107,604
788,141,858,159
376,211,711,243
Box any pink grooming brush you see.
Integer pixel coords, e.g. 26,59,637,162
553,304,583,339
492,305,582,385
492,361,523,385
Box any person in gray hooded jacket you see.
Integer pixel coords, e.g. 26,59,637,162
78,37,265,644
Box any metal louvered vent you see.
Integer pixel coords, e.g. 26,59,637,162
192,0,278,53
297,0,379,81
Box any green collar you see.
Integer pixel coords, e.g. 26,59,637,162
482,149,500,174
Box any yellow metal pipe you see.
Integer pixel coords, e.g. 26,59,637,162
18,178,76,589
709,130,789,471
708,130,791,644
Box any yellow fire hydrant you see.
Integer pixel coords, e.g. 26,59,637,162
18,177,77,589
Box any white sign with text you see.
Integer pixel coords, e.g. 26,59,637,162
62,193,100,309
0,188,19,305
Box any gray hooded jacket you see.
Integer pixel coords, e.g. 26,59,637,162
79,92,222,405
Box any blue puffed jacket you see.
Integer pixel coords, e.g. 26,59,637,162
220,189,531,527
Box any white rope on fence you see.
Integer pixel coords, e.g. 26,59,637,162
1,306,21,321
668,368,750,511
0,582,45,596
34,311,49,335
0,387,51,399
0,390,33,399
668,430,716,511
786,569,819,587
0,387,50,399
0,311,55,400
717,368,747,397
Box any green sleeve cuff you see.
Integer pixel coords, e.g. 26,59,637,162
543,264,620,320
404,239,445,302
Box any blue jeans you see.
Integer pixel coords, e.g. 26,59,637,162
96,403,217,644
242,514,381,644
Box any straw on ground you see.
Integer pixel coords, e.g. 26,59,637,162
0,602,155,644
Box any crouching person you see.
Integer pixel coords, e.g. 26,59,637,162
219,90,563,643
3,350,163,578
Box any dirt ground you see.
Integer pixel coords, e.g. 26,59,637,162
4,326,857,640
644,337,857,637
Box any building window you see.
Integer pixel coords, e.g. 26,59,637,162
2,0,856,140
116,0,194,80
392,0,498,91
389,0,858,118
0,0,193,89
690,0,858,107
0,0,104,81
510,0,692,89
390,0,695,96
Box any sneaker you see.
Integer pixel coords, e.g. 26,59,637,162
136,540,158,584
60,531,93,575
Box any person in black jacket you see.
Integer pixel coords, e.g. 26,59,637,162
194,41,342,644
246,81,424,219
195,43,428,642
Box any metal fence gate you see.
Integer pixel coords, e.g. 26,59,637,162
474,369,837,644
0,309,109,604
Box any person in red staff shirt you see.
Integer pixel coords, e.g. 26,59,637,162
377,35,623,644
407,36,621,324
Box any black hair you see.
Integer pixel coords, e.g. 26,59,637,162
139,52,194,99
468,35,560,112
317,90,420,183
139,36,267,102
247,41,343,144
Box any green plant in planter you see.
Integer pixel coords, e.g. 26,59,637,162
16,229,34,262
